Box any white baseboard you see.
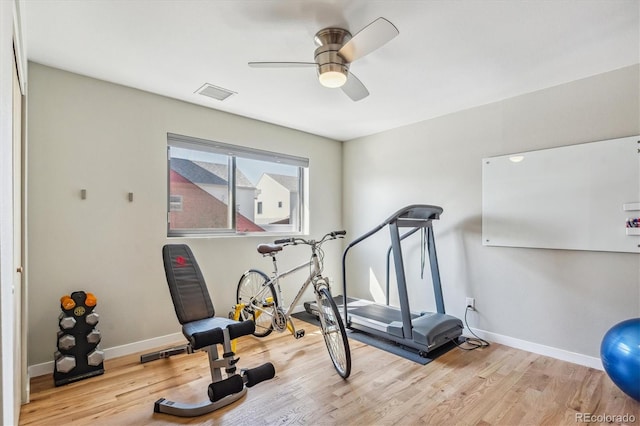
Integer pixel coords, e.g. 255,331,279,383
28,332,184,378
465,328,603,370
29,326,603,378
31,307,307,379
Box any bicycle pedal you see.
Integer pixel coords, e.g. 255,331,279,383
294,329,305,339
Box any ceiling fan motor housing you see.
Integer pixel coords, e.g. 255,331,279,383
247,17,398,100
314,28,352,78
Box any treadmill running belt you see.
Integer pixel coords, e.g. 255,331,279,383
349,304,419,324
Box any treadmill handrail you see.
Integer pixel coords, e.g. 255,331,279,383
342,204,443,321
385,204,443,225
385,227,421,305
342,223,387,321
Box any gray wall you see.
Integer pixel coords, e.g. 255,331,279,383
342,65,639,359
27,63,343,366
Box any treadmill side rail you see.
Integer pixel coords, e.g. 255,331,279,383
386,321,404,338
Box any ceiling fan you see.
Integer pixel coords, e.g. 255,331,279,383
249,17,399,101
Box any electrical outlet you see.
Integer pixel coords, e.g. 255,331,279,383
466,297,476,311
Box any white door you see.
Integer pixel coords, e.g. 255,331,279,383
12,44,26,416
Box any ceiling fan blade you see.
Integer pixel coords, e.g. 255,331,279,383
341,72,369,101
338,17,399,63
248,62,317,68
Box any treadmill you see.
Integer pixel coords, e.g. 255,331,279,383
339,204,462,357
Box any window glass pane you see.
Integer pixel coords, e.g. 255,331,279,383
168,147,231,233
237,157,301,233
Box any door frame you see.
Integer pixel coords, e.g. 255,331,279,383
12,2,28,409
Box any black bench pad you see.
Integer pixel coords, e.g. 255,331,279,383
183,317,255,350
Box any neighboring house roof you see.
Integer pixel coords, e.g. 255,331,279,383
171,158,255,188
170,158,227,185
236,213,265,232
270,217,291,225
265,173,298,192
193,161,255,188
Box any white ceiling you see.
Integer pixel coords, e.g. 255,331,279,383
22,0,639,141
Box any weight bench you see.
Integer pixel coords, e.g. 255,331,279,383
142,244,275,417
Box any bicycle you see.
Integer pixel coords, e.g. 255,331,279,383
231,230,351,379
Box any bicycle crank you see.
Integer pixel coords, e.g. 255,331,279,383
272,307,288,332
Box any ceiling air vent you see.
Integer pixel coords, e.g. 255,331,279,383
195,83,236,101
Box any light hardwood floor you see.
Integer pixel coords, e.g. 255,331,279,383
20,319,639,425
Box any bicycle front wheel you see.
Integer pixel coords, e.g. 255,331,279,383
237,270,277,338
316,287,351,379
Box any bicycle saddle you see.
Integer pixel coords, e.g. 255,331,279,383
257,244,283,255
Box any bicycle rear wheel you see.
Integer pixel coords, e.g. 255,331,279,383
316,287,351,379
237,270,277,337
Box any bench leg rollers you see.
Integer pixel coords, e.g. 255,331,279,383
244,362,276,387
208,374,244,402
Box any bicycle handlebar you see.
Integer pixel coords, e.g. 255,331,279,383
273,230,346,246
273,237,294,245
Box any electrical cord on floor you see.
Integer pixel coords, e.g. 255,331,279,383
452,306,491,351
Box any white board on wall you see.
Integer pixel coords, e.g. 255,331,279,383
482,135,640,253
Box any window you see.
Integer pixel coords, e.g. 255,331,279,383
167,133,308,236
169,195,183,212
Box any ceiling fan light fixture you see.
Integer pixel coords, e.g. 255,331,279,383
249,17,399,101
318,70,347,88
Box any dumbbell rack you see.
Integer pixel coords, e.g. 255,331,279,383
53,291,104,386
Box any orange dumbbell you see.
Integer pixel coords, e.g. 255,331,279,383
85,292,97,307
60,295,76,311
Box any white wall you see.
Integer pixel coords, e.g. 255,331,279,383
27,63,343,366
342,65,640,360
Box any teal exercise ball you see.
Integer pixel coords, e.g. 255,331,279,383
600,318,640,401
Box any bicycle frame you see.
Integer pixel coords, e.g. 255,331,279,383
269,251,324,318
238,249,325,336
234,230,351,378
